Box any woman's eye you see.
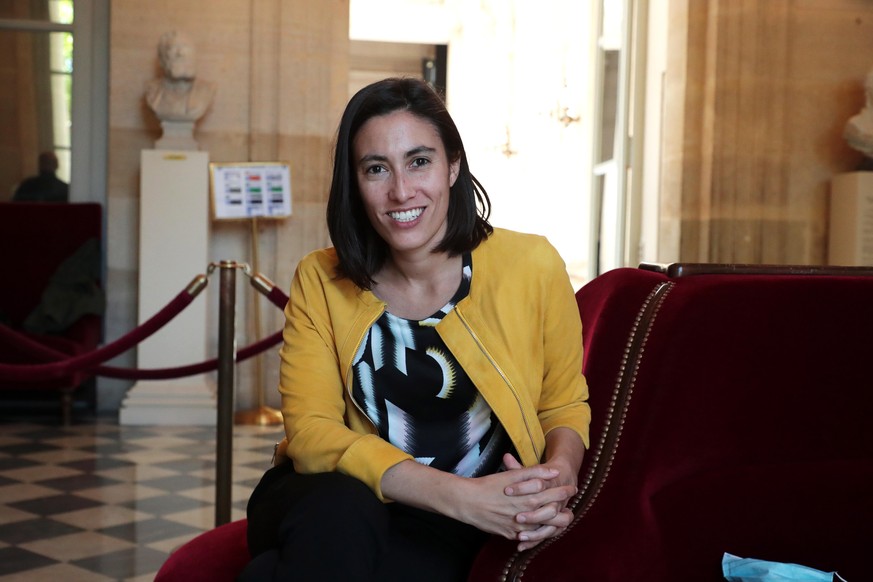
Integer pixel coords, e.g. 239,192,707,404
365,165,386,175
410,157,430,169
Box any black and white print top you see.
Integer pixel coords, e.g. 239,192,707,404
351,253,510,478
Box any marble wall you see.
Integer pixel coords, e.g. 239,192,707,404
659,0,873,265
103,0,349,412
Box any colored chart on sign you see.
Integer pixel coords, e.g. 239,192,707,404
210,162,292,219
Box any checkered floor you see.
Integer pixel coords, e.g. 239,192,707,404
0,417,282,581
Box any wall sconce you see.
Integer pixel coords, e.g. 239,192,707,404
553,82,581,127
555,105,581,127
501,126,518,158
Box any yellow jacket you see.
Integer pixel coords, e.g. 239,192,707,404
278,228,591,500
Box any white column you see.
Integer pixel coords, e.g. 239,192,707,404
120,149,217,425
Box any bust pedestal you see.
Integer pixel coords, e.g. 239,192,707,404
829,172,873,266
156,120,198,151
119,149,216,425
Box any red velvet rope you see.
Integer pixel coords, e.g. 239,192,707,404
0,280,290,383
265,285,289,310
0,322,65,363
0,290,196,382
94,285,290,379
93,331,283,380
90,285,288,379
0,323,284,381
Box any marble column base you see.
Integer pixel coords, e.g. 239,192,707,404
119,378,217,425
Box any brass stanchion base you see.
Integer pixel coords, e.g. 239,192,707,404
234,405,283,426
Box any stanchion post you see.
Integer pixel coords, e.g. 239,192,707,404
215,261,237,526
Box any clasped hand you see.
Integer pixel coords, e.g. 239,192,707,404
459,453,577,552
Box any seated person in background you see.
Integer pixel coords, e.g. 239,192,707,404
240,77,591,582
13,151,69,203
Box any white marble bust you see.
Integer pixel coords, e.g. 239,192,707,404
145,31,216,125
844,68,873,161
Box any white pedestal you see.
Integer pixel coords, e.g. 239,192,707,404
156,120,198,151
829,172,873,266
120,149,216,425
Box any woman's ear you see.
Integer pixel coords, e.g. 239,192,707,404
449,157,461,187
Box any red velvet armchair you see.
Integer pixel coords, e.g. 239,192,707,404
471,264,873,581
0,202,103,424
157,264,873,581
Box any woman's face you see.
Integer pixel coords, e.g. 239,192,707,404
353,110,459,260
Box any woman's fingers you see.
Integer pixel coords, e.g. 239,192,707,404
518,523,559,543
502,452,524,470
516,502,574,527
504,476,549,496
455,472,564,539
516,522,564,551
502,465,561,496
515,508,574,551
468,453,575,545
505,479,576,509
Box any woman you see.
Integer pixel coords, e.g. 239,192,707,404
240,77,590,581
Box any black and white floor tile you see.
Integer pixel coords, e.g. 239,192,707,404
0,417,281,581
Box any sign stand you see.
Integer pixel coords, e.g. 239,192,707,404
234,217,284,426
209,161,292,426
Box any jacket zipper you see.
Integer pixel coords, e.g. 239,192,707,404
455,311,541,460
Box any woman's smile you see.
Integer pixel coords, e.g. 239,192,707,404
388,207,424,223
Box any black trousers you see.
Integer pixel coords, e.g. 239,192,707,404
239,462,489,582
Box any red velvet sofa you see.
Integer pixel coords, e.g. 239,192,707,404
0,202,103,424
156,264,873,581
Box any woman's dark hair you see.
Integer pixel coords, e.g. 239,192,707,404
326,77,493,290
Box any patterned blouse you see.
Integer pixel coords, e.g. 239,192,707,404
351,253,510,478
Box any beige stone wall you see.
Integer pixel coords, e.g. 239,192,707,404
660,0,873,265
104,0,349,411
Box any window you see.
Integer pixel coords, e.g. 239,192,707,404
49,1,74,182
0,0,108,204
590,0,648,275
